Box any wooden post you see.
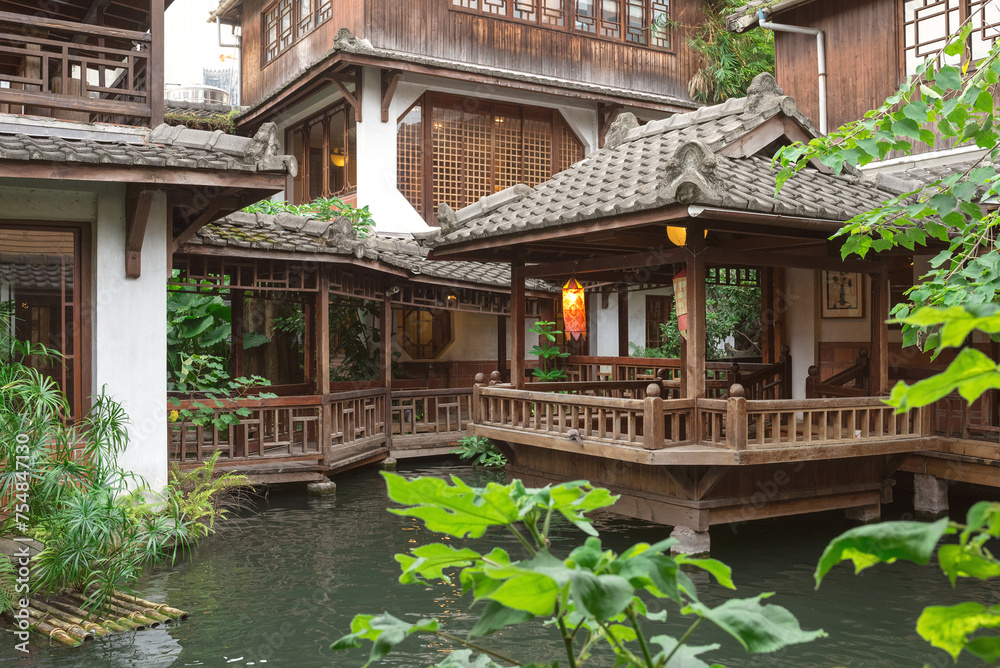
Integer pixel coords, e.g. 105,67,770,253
316,272,331,462
381,294,394,450
761,267,775,363
149,0,164,128
511,251,526,390
685,229,707,398
805,365,819,399
779,344,792,400
472,373,485,425
303,300,314,388
617,289,629,357
231,289,245,379
497,314,507,383
726,384,747,450
870,269,889,395
643,383,664,450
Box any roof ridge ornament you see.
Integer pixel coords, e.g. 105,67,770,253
661,140,722,204
744,72,785,115
604,112,640,149
334,28,375,53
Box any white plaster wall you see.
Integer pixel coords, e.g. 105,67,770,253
438,311,499,362
0,181,168,491
783,269,816,400
629,287,671,351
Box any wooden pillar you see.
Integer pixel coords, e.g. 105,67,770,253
497,314,507,383
303,300,314,388
685,229,707,399
381,294,393,449
231,289,245,379
761,267,775,364
316,272,331,463
149,0,165,128
617,288,629,357
870,268,889,395
511,251,526,390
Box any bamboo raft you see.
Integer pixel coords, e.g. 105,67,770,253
1,590,189,647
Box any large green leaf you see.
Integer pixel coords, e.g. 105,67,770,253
568,570,634,620
395,543,482,584
937,544,1000,585
383,473,519,538
674,555,736,590
432,650,503,668
330,612,439,667
649,636,721,668
966,636,1000,663
888,348,1000,412
815,518,949,585
468,600,534,637
683,594,827,654
611,539,683,603
916,602,1000,660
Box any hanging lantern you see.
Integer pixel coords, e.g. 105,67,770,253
666,226,707,247
562,278,586,340
673,268,689,340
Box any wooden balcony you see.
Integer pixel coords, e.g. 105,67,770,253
0,3,164,127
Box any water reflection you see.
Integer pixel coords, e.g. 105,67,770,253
0,462,994,667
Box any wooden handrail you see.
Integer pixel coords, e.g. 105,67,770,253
391,387,473,399
0,10,152,42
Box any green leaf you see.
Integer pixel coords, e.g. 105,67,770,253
814,518,949,586
330,613,439,666
468,600,534,637
432,650,503,668
684,594,826,653
966,636,1000,663
569,570,634,620
479,550,565,616
649,636,721,668
928,193,958,216
892,117,922,141
902,100,930,122
396,543,483,584
936,65,963,90
242,331,271,349
888,348,1000,411
383,473,519,538
675,555,736,589
937,544,1000,585
917,602,1000,660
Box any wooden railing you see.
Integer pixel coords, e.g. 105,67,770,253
806,349,870,398
391,388,472,436
0,10,160,126
327,388,388,450
472,380,930,452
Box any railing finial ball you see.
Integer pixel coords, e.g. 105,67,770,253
729,383,745,398
474,373,485,386
807,365,819,377
490,370,501,381
646,383,661,398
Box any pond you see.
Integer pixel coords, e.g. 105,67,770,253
0,460,993,667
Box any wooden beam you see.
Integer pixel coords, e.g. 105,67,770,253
511,251,526,390
171,198,235,252
381,70,401,123
598,103,624,148
617,288,629,357
125,187,157,278
521,247,689,279
703,247,881,273
0,160,287,191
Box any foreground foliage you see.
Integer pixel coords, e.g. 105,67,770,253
332,474,824,667
529,321,570,382
451,436,507,469
817,503,1000,664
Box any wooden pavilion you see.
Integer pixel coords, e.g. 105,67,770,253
415,73,949,546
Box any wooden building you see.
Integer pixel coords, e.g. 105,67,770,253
0,0,295,489
207,0,706,234
411,73,995,548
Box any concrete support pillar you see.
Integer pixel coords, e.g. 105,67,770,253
914,473,949,518
845,503,881,523
307,480,337,496
669,526,710,558
381,457,398,471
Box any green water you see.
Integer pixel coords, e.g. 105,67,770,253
1,461,996,667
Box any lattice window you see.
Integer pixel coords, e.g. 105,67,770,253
542,0,565,26
297,0,313,35
453,0,479,8
625,0,647,43
397,103,424,216
706,267,760,287
494,109,524,191
398,309,453,360
263,0,294,64
903,0,1000,73
650,0,670,48
466,110,494,203
645,295,669,349
316,0,332,24
287,100,357,204
514,0,537,22
483,0,508,14
558,120,584,171
523,115,553,187
598,0,622,38
576,0,597,33
433,107,465,211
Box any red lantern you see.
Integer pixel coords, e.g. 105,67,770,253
673,269,688,340
562,278,586,340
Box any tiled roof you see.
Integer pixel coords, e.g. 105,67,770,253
0,116,296,175
726,1,819,32
876,156,987,187
0,256,71,291
415,73,908,249
186,211,556,292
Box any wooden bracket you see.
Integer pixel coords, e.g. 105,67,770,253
171,197,237,253
125,187,158,279
329,69,362,123
381,70,401,123
598,103,624,148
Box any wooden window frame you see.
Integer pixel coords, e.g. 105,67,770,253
645,295,670,349
285,98,358,204
397,308,454,360
450,0,673,52
396,92,585,222
0,220,92,421
901,0,1000,75
262,0,329,68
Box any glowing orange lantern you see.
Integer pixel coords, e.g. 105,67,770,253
562,278,586,340
673,269,688,340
